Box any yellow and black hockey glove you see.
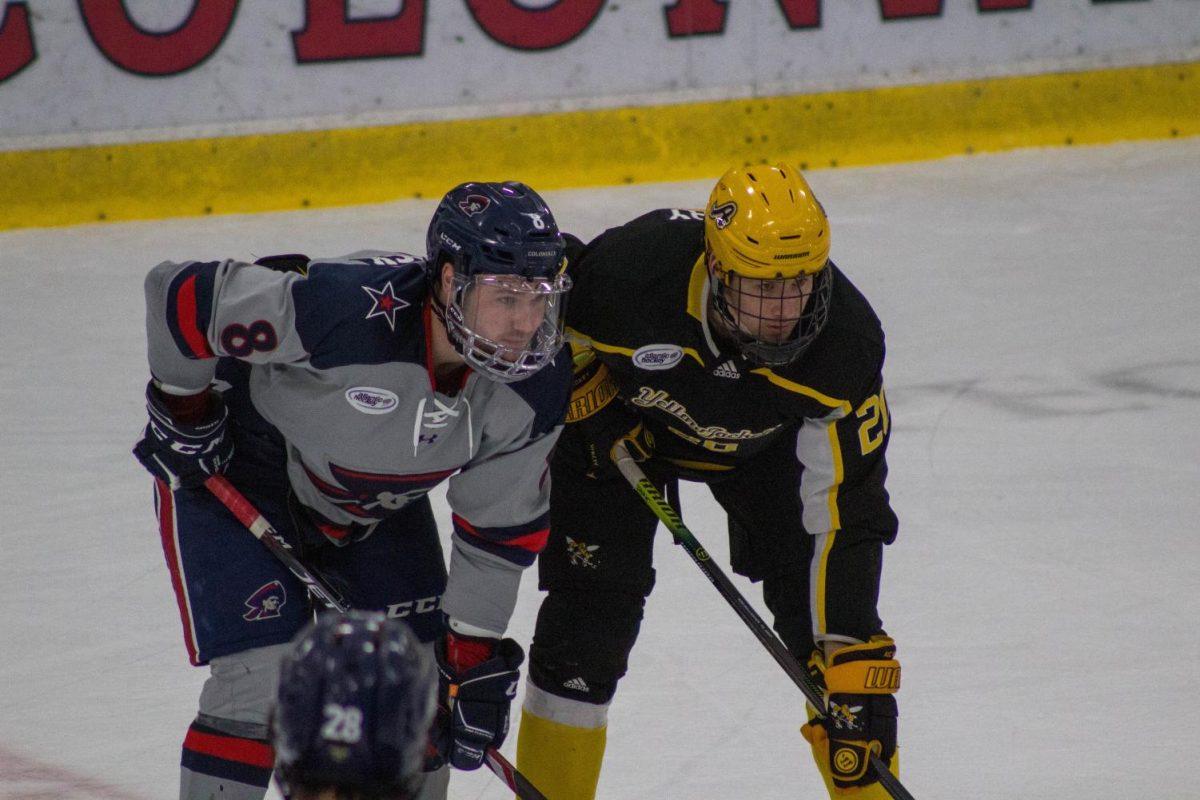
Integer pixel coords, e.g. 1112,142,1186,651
803,636,900,793
565,355,652,478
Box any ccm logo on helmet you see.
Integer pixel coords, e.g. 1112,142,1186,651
633,344,684,370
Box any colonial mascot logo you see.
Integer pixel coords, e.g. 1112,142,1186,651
243,580,287,621
458,194,491,216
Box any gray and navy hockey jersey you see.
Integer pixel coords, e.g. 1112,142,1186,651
143,250,571,635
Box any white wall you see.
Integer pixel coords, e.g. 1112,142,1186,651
1,0,1197,147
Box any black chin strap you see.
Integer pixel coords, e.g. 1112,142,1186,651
427,284,449,325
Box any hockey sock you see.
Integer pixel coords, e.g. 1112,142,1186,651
516,707,606,800
180,717,274,800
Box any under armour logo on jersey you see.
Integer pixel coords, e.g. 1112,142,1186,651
458,194,491,216
243,581,286,621
712,359,740,379
709,201,738,229
363,281,410,331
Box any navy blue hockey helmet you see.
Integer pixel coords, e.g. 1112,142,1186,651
272,611,437,799
426,181,566,281
426,182,571,382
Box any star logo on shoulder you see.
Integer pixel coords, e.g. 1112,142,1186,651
363,281,410,331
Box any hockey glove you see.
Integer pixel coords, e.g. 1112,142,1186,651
431,631,524,771
802,637,900,793
566,357,652,479
133,381,234,490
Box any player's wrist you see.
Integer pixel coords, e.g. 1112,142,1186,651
148,380,217,425
442,618,504,673
441,631,498,673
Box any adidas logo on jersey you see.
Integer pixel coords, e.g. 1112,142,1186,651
563,677,590,693
712,359,740,379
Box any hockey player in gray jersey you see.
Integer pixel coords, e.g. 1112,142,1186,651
132,182,572,800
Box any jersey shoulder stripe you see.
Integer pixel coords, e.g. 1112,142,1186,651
164,261,220,360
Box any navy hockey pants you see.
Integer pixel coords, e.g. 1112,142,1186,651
153,464,447,666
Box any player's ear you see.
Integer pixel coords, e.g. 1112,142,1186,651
439,262,455,302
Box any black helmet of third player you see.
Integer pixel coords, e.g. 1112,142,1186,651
273,611,437,800
705,164,833,367
426,182,572,383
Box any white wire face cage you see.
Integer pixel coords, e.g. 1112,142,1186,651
443,272,572,382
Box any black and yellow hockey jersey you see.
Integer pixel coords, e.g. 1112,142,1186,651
565,208,898,545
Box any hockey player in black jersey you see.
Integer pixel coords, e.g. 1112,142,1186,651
516,165,902,797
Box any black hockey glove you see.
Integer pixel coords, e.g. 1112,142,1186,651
802,637,900,793
567,357,653,479
133,381,234,490
430,631,524,771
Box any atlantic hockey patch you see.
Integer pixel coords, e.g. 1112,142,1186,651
709,201,737,229
632,344,683,370
243,580,286,621
345,387,399,414
362,281,410,331
458,194,491,216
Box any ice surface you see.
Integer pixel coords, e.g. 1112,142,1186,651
2,138,1198,799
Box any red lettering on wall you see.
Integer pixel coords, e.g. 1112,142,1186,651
664,0,727,36
78,0,238,76
776,1,820,28
0,1,35,82
467,0,605,51
978,0,1032,9
293,0,425,63
879,0,943,20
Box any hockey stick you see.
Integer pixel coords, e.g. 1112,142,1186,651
205,475,348,612
611,444,916,800
203,475,549,800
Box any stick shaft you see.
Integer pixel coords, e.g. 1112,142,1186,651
205,475,348,612
613,446,915,800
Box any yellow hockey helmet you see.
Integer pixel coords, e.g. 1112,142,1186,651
704,164,833,366
705,164,830,280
